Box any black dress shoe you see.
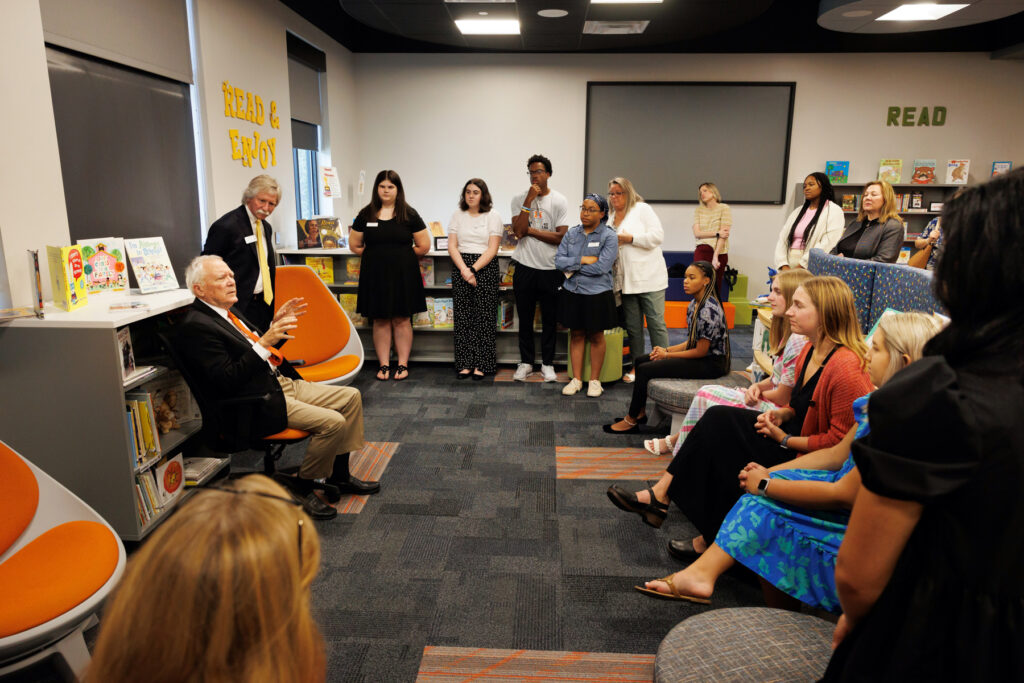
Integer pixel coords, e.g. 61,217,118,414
329,475,381,496
667,539,702,562
301,492,338,520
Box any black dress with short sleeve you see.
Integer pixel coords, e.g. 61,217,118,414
822,353,1024,682
350,210,427,319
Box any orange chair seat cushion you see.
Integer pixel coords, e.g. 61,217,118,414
0,443,39,555
294,355,360,383
0,521,119,637
264,428,310,441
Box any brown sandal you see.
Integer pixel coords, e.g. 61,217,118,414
634,572,711,604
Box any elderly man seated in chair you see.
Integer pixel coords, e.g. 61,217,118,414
178,254,379,520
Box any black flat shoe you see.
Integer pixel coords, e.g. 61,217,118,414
471,370,485,381
606,484,668,528
301,492,338,520
614,416,648,425
330,475,381,496
603,422,640,434
456,369,472,380
667,539,702,563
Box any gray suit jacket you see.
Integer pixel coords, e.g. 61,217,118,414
831,216,905,263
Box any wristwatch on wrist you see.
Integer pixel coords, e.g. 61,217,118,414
757,477,771,497
780,435,791,449
469,266,477,275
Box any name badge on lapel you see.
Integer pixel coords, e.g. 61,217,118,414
244,235,257,244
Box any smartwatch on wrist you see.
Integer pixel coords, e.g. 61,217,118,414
780,435,791,449
757,477,771,497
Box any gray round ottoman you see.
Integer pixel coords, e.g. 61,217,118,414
654,608,834,682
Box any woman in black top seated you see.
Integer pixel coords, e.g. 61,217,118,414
823,168,1024,681
830,180,904,263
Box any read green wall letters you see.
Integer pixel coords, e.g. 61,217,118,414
886,106,946,127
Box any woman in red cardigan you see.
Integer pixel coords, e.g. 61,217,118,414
608,276,873,559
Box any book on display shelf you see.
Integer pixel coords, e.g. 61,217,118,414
825,161,849,184
991,161,1012,177
295,219,323,249
125,237,178,293
305,256,334,284
344,258,360,284
945,159,970,184
77,237,129,293
153,453,185,506
432,297,453,329
896,247,912,265
125,390,162,460
419,257,435,286
910,159,937,185
317,218,345,249
337,293,366,326
499,223,519,251
46,244,89,311
413,298,434,329
841,195,859,212
910,192,924,210
878,159,903,184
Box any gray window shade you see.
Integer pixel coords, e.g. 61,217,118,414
39,0,191,83
288,58,322,126
292,120,320,151
46,48,202,287
585,82,795,204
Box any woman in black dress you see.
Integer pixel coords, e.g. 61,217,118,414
349,170,431,381
823,168,1024,681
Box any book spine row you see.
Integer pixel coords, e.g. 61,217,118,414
134,470,163,526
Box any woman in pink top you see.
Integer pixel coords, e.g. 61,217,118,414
773,172,846,270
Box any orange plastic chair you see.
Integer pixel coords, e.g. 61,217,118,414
274,265,364,385
0,440,126,679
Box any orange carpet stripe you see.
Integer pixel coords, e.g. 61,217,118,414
330,441,398,514
555,447,666,481
417,646,654,682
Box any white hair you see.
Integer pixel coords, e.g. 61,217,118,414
241,175,281,203
185,255,225,293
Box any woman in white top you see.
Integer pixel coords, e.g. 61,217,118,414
608,177,668,383
448,178,503,379
773,172,846,270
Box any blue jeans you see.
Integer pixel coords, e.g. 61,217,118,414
621,290,669,364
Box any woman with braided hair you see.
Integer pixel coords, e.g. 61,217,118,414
603,260,730,434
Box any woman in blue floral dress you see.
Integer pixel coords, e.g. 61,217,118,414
634,312,941,609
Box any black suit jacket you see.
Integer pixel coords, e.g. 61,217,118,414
202,205,276,322
175,300,300,447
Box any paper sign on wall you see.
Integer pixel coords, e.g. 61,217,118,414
321,167,341,198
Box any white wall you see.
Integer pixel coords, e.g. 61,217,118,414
0,0,71,306
352,52,1024,281
192,0,358,250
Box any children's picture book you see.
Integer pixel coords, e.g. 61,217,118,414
154,453,185,506
910,192,924,210
337,293,366,326
878,159,903,184
344,257,361,284
295,220,322,249
317,218,345,249
498,257,516,285
991,161,1012,177
499,223,519,251
419,257,435,286
897,246,912,265
825,161,849,185
125,237,179,293
413,297,434,329
841,195,858,212
77,237,129,292
945,159,970,184
910,159,937,185
46,245,89,311
432,297,453,329
427,221,445,237
497,297,515,330
305,256,334,284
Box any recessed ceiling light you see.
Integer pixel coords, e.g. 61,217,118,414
591,0,662,4
455,18,521,34
582,20,649,34
445,0,513,3
842,10,873,18
877,4,968,21
538,9,569,18
478,11,488,15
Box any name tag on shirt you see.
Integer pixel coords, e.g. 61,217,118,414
588,241,600,248
367,222,378,227
244,235,257,244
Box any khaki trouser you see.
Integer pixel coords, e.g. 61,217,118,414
278,376,364,479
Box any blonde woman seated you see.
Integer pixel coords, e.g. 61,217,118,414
86,475,325,683
635,312,941,611
644,268,812,455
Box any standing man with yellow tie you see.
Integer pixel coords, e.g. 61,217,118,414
202,175,281,331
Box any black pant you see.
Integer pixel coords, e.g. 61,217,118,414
667,405,793,543
627,353,729,418
512,262,563,366
452,254,499,373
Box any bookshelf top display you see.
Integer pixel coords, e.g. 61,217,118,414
5,289,193,329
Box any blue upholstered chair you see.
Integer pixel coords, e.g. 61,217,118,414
807,248,876,332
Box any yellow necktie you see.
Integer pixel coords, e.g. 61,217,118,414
254,220,273,305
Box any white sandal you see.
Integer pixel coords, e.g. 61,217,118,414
643,436,673,456
622,371,635,383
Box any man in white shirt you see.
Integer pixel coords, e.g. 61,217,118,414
202,175,281,331
175,255,379,520
509,155,569,381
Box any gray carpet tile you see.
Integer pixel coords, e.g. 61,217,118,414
250,327,767,682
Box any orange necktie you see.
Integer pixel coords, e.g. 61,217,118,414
228,311,283,366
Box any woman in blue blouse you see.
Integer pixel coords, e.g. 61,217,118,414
604,260,730,433
556,193,618,397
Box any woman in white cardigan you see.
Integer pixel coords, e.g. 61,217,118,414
608,177,668,383
773,172,845,270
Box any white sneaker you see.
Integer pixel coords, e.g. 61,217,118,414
587,380,603,397
562,378,583,395
513,363,532,381
541,364,557,382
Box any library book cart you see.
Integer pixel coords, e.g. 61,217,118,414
0,289,226,541
278,247,568,364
